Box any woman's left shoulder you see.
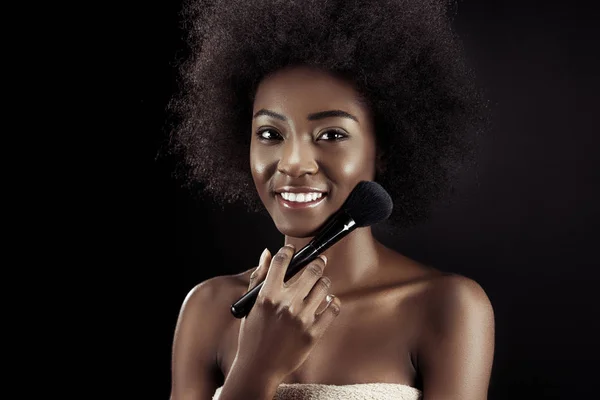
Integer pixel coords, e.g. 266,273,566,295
384,249,490,305
425,273,492,309
379,245,494,322
419,272,495,331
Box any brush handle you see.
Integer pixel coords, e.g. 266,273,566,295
230,245,318,318
230,211,356,319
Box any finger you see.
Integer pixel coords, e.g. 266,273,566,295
262,244,295,295
248,248,271,291
311,295,341,338
297,275,331,320
314,293,336,316
289,255,328,305
285,253,328,287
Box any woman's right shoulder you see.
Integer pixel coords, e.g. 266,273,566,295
180,270,254,319
171,271,254,398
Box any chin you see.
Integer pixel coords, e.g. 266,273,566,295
274,220,323,239
266,195,332,238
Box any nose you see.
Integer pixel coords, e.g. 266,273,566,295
277,137,318,177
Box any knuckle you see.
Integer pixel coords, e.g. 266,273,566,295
250,268,260,280
279,245,294,255
319,277,331,289
301,329,316,345
299,314,314,327
330,299,341,315
278,304,306,324
279,303,291,314
314,257,326,269
256,294,277,309
278,303,297,319
308,264,324,276
272,253,289,264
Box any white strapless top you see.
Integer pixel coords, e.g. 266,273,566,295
213,382,423,399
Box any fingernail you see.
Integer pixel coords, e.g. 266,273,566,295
319,254,327,264
259,248,269,265
326,294,336,304
285,243,295,250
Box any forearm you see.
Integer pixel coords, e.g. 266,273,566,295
217,360,282,400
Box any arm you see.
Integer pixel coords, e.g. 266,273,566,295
170,279,224,400
170,276,281,400
217,357,281,400
417,274,495,400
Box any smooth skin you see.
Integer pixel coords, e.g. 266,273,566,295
170,66,495,400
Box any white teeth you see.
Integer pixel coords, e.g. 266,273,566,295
280,192,324,203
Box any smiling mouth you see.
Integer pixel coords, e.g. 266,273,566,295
275,193,328,209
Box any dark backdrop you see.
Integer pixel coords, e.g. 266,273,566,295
129,1,599,399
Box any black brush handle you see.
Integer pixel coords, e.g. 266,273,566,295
230,245,318,318
230,211,356,319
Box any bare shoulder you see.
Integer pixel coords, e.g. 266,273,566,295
174,269,255,351
424,273,494,315
417,273,495,340
183,269,253,317
172,273,254,372
171,271,256,399
378,244,492,309
409,273,495,396
174,274,244,351
380,245,493,331
378,248,495,394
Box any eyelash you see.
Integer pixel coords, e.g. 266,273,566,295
256,129,348,142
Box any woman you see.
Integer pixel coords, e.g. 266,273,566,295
168,0,494,399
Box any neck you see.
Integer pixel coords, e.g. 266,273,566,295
284,226,382,297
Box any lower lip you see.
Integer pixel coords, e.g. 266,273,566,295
276,193,327,209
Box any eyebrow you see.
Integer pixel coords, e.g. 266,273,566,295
253,109,359,123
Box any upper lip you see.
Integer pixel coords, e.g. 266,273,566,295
274,186,328,194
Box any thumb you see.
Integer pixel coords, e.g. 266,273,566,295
249,248,271,291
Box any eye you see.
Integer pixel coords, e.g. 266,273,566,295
318,130,348,141
256,129,282,141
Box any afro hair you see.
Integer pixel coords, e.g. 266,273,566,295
166,0,490,235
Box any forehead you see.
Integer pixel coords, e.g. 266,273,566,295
253,66,367,116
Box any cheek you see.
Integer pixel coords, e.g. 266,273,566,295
250,144,273,185
251,156,269,179
335,143,377,180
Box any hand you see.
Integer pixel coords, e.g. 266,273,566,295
233,244,341,383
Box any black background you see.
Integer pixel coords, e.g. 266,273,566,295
127,1,599,399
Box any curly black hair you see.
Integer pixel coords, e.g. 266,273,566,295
166,0,489,235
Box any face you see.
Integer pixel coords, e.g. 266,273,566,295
250,66,377,238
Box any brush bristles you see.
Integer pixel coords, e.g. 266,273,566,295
342,181,393,227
